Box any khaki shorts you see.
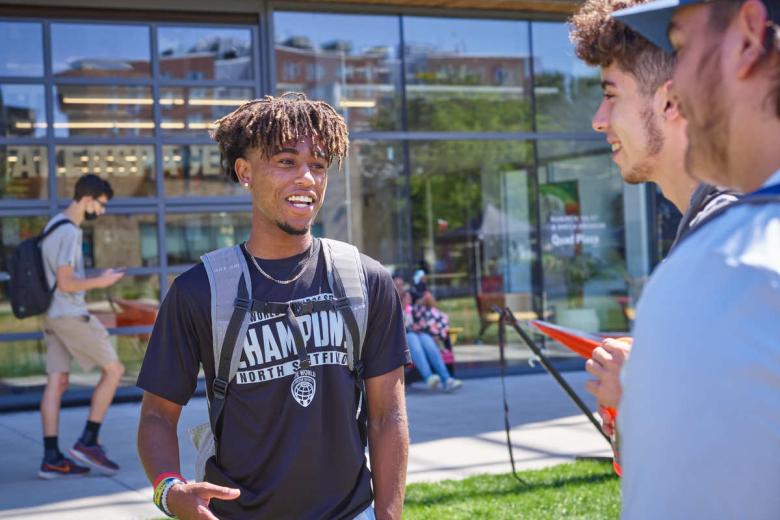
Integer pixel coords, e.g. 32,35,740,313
42,314,118,373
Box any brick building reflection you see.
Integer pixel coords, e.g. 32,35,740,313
3,36,533,283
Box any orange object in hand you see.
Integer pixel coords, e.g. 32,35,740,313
529,320,630,476
599,337,631,477
600,405,621,476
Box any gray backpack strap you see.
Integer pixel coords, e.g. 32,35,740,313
321,238,368,371
200,245,252,444
321,238,370,446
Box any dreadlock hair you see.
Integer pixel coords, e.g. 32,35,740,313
210,92,349,182
569,0,676,97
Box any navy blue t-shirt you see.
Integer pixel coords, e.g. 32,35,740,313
137,239,409,520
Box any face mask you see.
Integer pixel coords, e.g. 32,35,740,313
84,211,98,221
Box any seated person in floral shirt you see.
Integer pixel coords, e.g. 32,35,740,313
395,276,462,392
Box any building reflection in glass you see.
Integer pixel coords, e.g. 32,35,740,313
404,17,532,132
159,86,254,136
163,144,244,197
1,84,47,138
56,145,155,198
158,27,254,81
274,12,402,131
51,23,151,78
166,212,251,265
0,21,44,77
1,145,48,199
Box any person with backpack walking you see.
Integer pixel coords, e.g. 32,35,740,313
137,93,410,520
606,0,780,517
567,0,740,439
37,173,126,479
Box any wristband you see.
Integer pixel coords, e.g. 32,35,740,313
161,478,186,518
154,472,185,490
153,475,186,518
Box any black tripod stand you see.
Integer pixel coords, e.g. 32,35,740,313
493,305,615,478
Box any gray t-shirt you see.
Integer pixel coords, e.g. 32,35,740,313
41,213,87,317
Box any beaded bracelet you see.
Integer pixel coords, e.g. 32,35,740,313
161,478,186,518
153,474,186,518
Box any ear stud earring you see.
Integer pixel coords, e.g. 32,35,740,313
243,182,250,188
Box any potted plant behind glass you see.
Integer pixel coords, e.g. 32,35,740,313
544,249,603,332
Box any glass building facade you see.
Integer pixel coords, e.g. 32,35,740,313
0,3,679,405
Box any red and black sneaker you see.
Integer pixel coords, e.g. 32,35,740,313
38,456,90,479
70,441,120,476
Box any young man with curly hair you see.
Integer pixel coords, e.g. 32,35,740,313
568,0,738,428
136,94,410,520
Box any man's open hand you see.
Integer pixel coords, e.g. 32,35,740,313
167,481,240,520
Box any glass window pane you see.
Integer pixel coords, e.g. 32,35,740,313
403,17,531,131
538,140,630,333
274,12,402,131
53,85,154,137
0,335,154,398
56,145,155,198
0,217,48,335
532,22,601,133
85,274,160,318
0,340,47,381
84,275,160,378
0,21,43,76
158,26,254,81
343,141,409,267
51,23,151,78
163,144,244,197
81,214,159,268
409,140,536,350
160,86,253,136
314,160,347,242
1,84,46,138
166,212,251,265
1,145,48,200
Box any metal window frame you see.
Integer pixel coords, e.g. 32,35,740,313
0,3,652,358
0,13,262,322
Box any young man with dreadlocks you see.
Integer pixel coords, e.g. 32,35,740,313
136,94,410,520
568,0,738,429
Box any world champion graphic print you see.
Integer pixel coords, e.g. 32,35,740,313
236,293,350,406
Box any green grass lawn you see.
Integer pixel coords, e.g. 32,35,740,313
154,461,619,520
404,460,620,519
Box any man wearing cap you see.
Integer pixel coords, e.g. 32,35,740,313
610,0,780,517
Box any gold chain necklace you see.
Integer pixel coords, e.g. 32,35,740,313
242,241,314,285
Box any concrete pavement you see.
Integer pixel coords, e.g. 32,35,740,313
0,371,611,519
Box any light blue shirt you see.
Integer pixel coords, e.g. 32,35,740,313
41,213,87,317
619,170,780,520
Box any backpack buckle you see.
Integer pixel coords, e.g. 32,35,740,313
212,377,229,400
333,297,351,310
291,301,313,315
234,297,251,312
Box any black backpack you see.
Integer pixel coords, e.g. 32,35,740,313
7,219,74,319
